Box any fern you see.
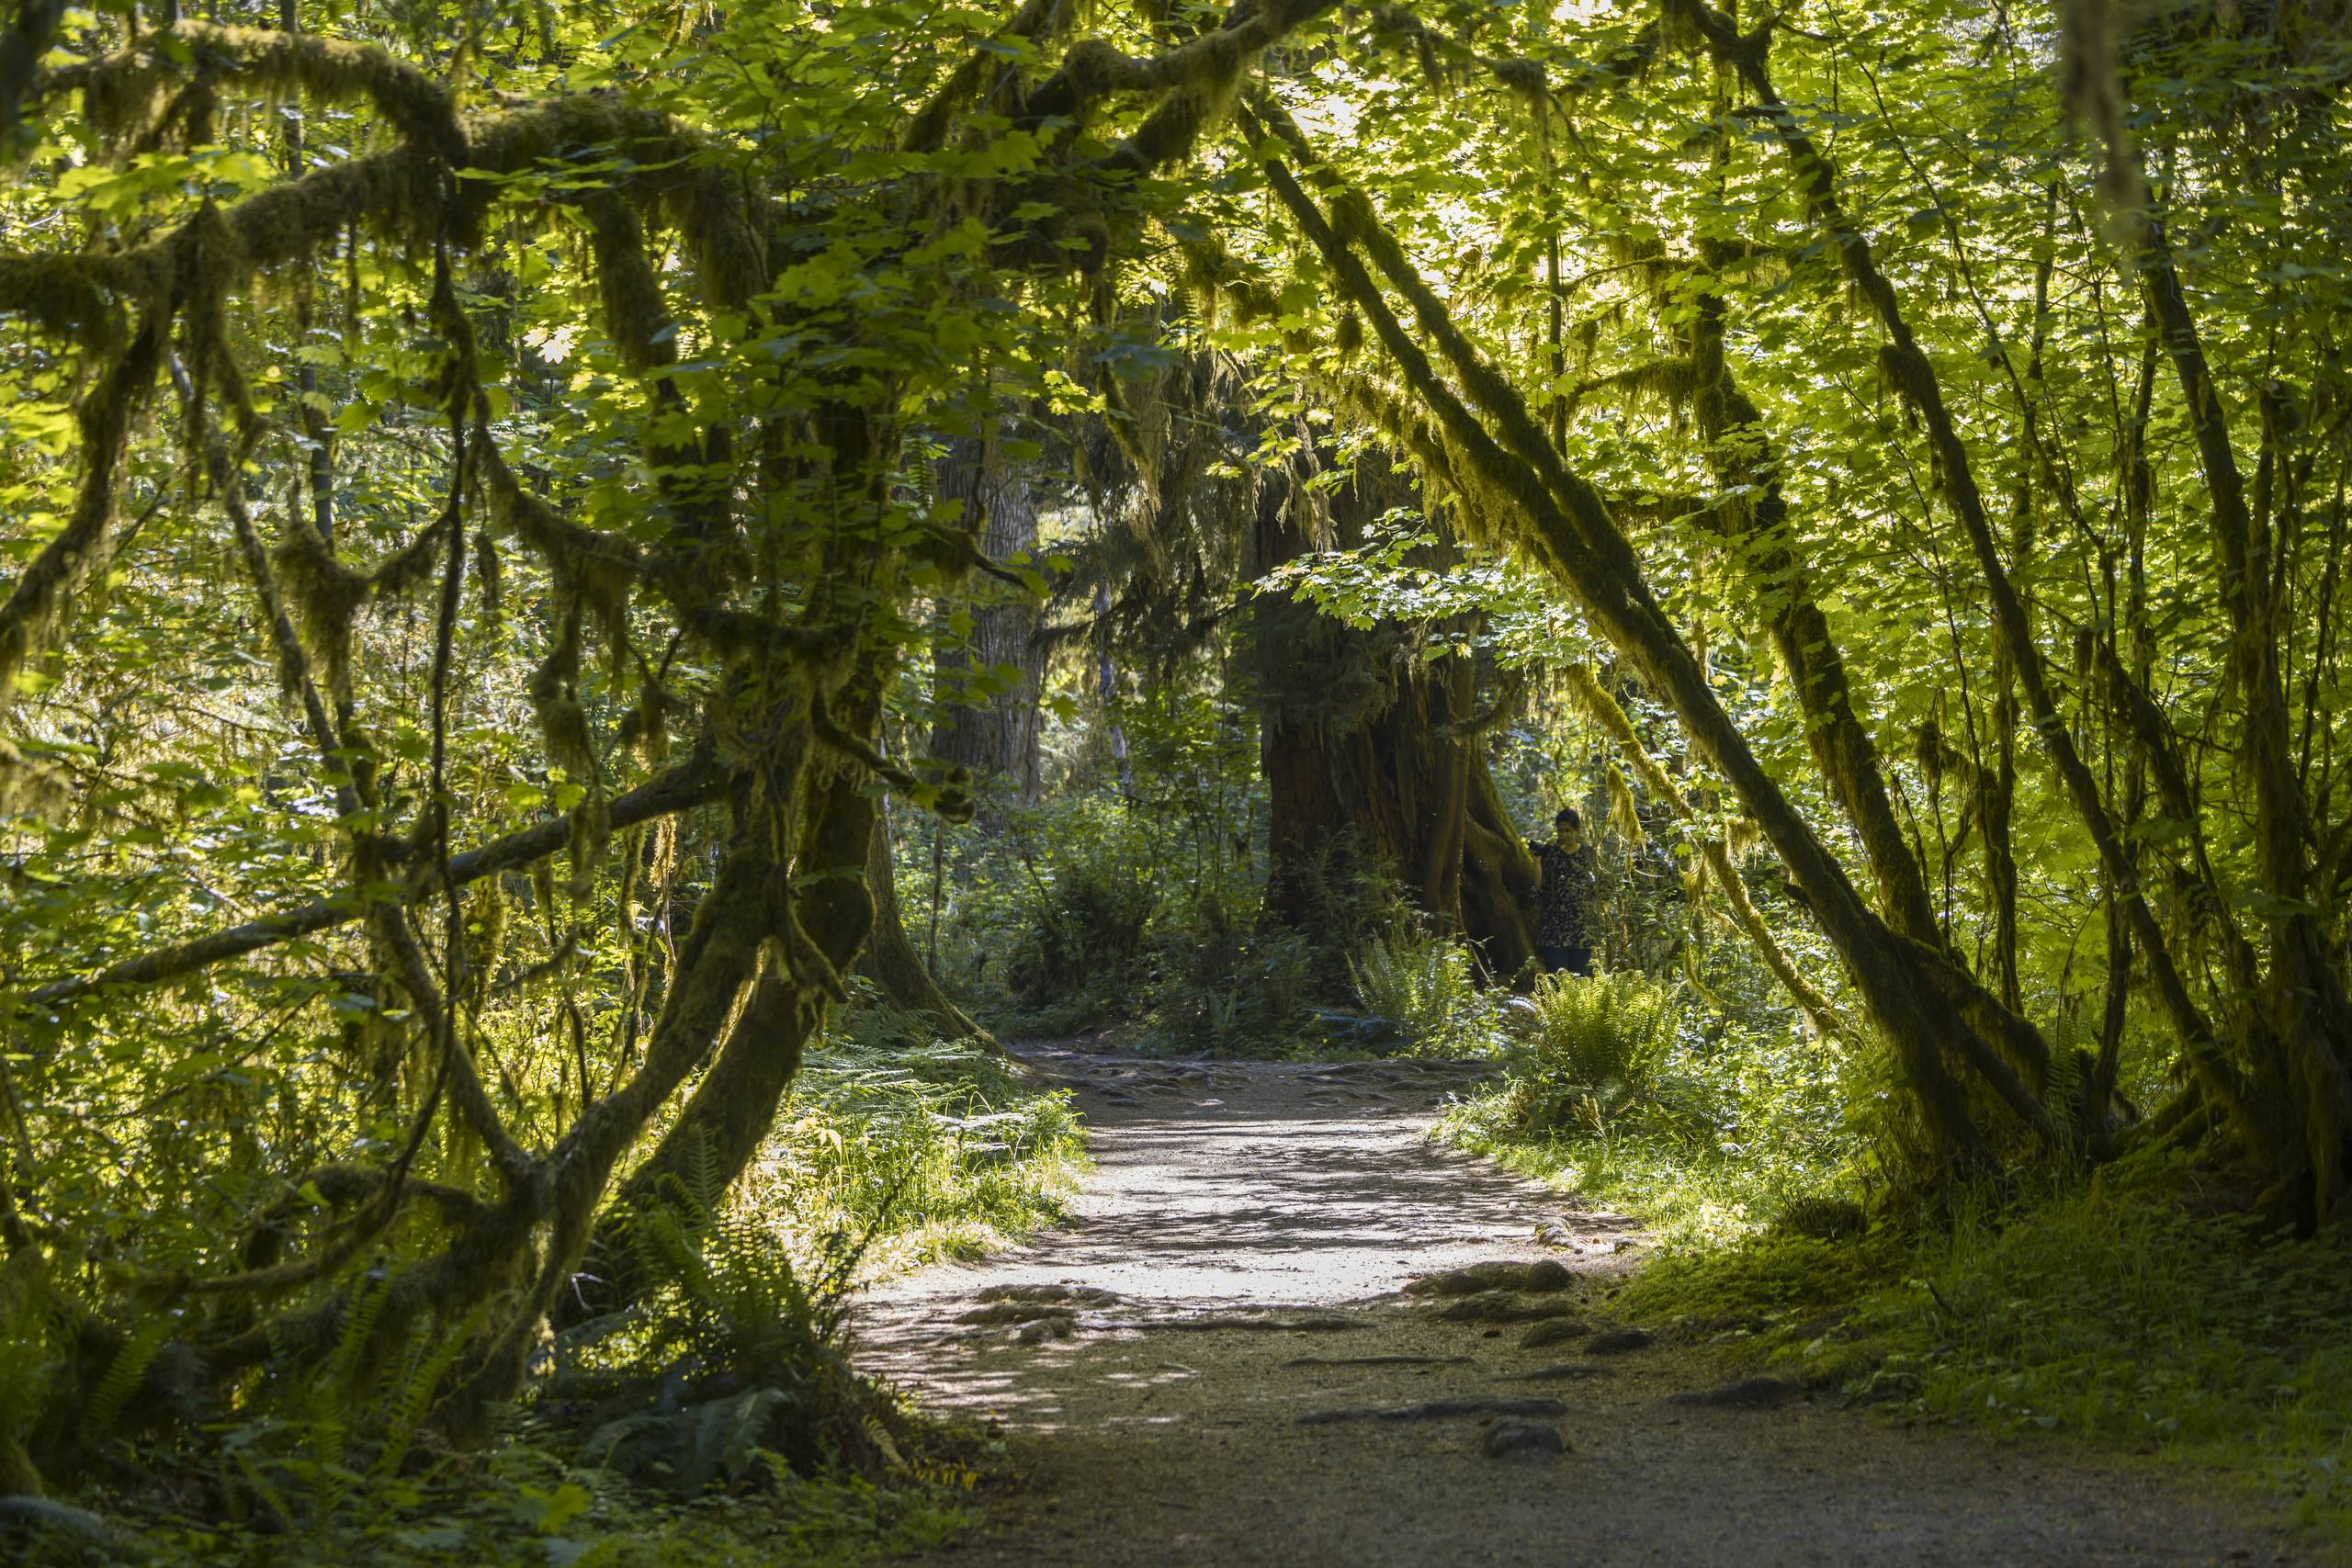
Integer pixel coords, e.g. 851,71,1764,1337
586,1128,904,1492
299,1269,391,1511
0,1262,60,1472
1504,969,1699,1138
373,1301,487,1480
83,1316,165,1438
1350,926,1497,1056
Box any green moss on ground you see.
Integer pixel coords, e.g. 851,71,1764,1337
1444,1097,2352,1553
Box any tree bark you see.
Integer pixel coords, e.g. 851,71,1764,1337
859,796,994,1046
1251,459,1536,978
563,694,885,1325
933,431,1043,803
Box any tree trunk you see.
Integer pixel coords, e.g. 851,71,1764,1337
1251,459,1536,979
561,688,887,1325
933,431,1043,802
859,796,994,1046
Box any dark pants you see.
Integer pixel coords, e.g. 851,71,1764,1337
1535,943,1591,977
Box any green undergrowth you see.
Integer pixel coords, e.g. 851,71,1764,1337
743,1010,1089,1280
30,1467,981,1568
1448,1056,2352,1551
7,1012,1078,1568
1646,1167,2352,1548
1441,966,1858,1246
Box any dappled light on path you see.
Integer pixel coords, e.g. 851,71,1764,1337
884,1108,1562,1308
857,1045,2307,1567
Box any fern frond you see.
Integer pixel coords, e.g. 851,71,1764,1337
85,1317,165,1437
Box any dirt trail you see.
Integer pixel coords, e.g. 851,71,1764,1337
857,1044,2308,1567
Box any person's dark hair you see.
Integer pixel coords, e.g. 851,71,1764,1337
1555,806,1580,829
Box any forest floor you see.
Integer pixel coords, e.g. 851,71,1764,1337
854,1042,2320,1568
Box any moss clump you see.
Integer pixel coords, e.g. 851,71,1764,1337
58,22,463,160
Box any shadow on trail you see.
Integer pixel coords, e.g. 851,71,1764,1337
856,1045,2308,1568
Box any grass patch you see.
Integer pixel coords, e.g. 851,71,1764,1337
1824,1163,2352,1543
743,1032,1087,1280
1445,1048,2352,1551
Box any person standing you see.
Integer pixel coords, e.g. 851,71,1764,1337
1528,806,1598,977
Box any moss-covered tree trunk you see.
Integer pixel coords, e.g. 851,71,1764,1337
1250,462,1536,978
859,796,994,1046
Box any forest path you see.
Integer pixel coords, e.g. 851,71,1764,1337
855,1043,2307,1568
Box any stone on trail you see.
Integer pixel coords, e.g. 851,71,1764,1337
1135,1311,1361,1333
1282,1354,1475,1369
978,1282,1126,1310
1012,1314,1076,1346
957,1300,1083,1325
1429,1291,1583,1325
1517,1315,1591,1348
1295,1394,1568,1427
1406,1258,1575,1296
1585,1325,1654,1355
1533,1216,1578,1247
1482,1418,1569,1461
1665,1376,1804,1409
1494,1363,1612,1382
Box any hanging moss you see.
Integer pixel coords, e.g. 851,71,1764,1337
274,499,457,705
665,170,766,314
0,735,69,821
52,22,464,162
0,308,165,716
473,529,503,633
1570,358,1700,427
477,440,640,642
0,255,124,356
1605,763,1645,844
582,196,673,375
528,598,609,899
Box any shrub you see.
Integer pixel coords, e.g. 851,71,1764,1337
1349,927,1500,1057
1144,890,1317,1056
1493,968,1708,1138
943,795,1159,1030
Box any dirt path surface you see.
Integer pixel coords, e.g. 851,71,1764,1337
856,1044,2309,1567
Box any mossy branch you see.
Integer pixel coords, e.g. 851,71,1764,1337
41,21,465,159
900,0,1069,154
811,690,978,825
1021,0,1340,128
0,97,721,327
0,307,166,716
26,755,726,1009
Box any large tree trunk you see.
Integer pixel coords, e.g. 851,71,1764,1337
859,796,994,1046
933,432,1043,802
1250,459,1536,979
560,686,888,1325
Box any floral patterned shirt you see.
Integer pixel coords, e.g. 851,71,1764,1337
1532,840,1597,947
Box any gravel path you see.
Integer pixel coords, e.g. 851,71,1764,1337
855,1043,2309,1567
